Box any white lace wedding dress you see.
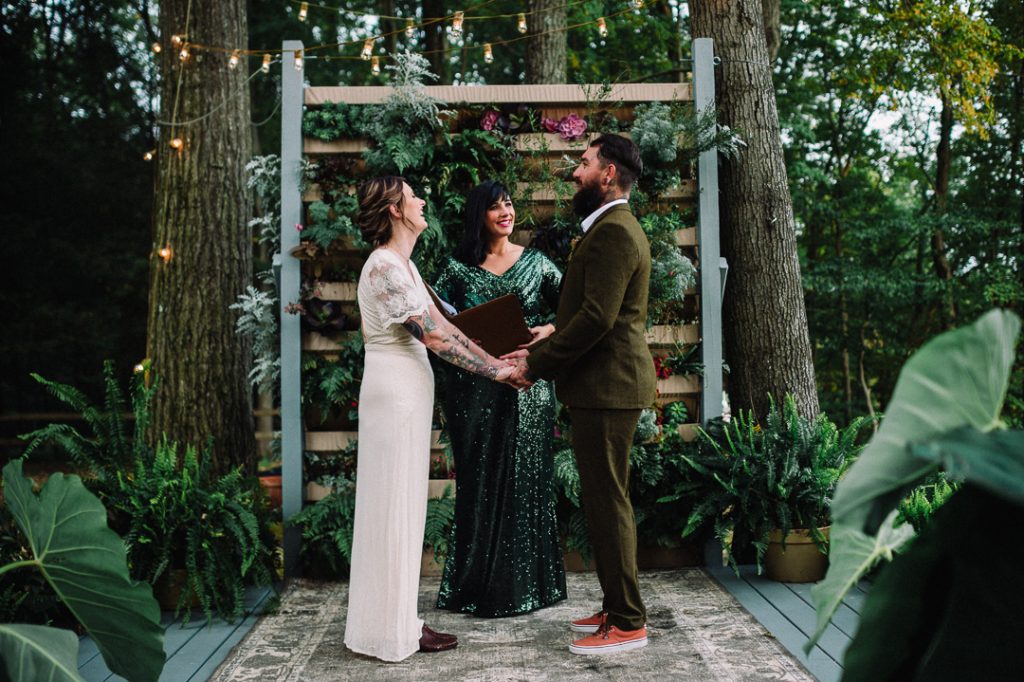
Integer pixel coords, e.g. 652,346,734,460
344,248,434,662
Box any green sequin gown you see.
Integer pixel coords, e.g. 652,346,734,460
433,248,568,617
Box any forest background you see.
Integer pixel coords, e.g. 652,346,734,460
1,0,1021,451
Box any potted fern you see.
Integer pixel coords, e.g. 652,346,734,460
19,363,278,623
677,395,869,580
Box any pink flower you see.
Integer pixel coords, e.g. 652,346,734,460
480,110,500,131
295,223,304,232
556,113,587,141
541,116,559,133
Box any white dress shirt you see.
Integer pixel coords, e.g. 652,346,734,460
580,198,629,233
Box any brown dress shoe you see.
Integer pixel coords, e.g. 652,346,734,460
419,624,458,653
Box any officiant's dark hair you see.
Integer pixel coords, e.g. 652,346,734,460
454,180,513,266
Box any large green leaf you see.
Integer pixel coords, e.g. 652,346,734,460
831,309,1019,533
804,509,914,651
0,624,84,682
909,427,1024,505
1,461,165,682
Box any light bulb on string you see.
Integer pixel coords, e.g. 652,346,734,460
178,44,190,61
229,49,240,69
143,149,155,161
597,17,608,38
298,2,308,21
261,54,272,73
483,43,493,64
450,11,464,40
517,13,527,34
631,0,644,8
361,38,374,60
371,56,381,75
294,49,304,71
405,18,415,38
158,246,173,263
171,34,183,46
169,137,183,150
152,42,162,53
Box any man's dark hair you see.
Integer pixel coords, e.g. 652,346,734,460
590,134,643,190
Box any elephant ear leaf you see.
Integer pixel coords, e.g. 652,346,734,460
2,460,165,682
0,623,84,682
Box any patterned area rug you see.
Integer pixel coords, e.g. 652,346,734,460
212,569,813,681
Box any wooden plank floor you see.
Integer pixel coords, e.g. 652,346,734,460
78,585,275,682
707,564,868,682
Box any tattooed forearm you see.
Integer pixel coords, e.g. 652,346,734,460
436,341,499,379
405,312,501,379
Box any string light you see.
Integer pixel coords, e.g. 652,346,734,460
262,53,272,73
517,13,528,34
133,362,146,374
451,11,464,40
294,49,304,71
179,44,190,61
152,42,162,53
143,149,155,161
158,246,173,263
298,2,309,21
597,17,608,37
405,18,415,38
229,49,240,69
632,0,644,8
371,56,381,75
361,38,374,60
483,43,493,64
169,137,183,150
171,34,183,46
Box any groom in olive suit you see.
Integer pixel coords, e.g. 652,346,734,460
511,134,656,655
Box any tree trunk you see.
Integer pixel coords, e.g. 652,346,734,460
932,90,956,326
761,0,780,63
422,0,451,84
150,0,255,476
525,0,567,84
690,0,819,421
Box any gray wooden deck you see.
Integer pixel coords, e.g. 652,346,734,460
708,564,867,682
77,569,861,681
77,586,275,682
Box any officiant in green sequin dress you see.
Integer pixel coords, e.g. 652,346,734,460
433,180,567,617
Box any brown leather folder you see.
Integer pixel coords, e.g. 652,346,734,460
426,286,533,357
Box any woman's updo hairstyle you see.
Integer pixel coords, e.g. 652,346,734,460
356,176,406,247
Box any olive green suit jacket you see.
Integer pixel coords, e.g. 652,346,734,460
527,204,657,409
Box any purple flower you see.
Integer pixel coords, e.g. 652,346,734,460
556,114,588,141
480,110,500,131
541,117,559,133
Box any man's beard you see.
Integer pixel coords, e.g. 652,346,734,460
572,181,605,219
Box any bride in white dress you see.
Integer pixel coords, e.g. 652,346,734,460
343,177,528,662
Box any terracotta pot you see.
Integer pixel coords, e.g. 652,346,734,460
764,526,830,583
153,568,198,611
259,474,283,508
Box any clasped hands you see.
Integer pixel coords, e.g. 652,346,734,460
497,349,533,391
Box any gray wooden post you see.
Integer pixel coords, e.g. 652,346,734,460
693,38,724,423
279,40,304,575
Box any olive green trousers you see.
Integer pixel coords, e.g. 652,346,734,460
569,407,647,631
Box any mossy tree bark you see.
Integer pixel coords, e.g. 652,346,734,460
525,0,567,84
690,0,819,420
149,0,255,476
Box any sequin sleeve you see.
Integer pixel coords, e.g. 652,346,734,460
364,257,429,328
537,252,563,319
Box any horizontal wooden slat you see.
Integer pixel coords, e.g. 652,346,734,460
516,180,696,201
657,374,701,396
302,330,359,351
306,83,692,106
677,423,699,442
317,282,357,301
304,138,369,154
676,227,696,246
645,324,700,346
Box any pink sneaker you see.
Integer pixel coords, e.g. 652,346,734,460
569,624,648,656
569,610,606,633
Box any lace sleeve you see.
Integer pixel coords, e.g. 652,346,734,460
364,258,429,328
